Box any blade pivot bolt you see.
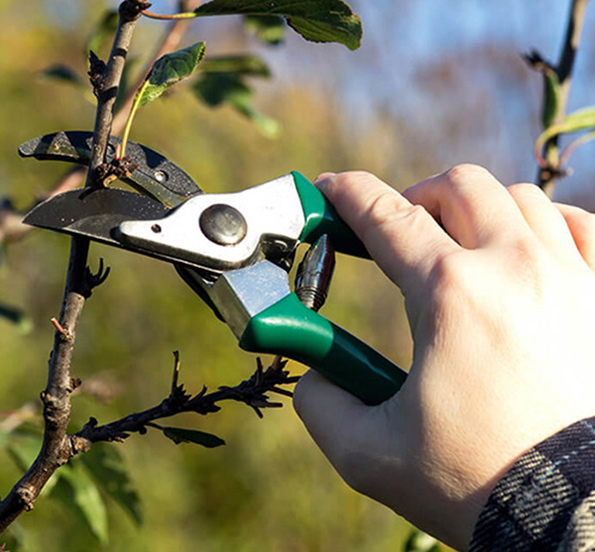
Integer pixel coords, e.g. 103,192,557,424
199,204,248,246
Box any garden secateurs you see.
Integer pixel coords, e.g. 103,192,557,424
20,131,407,405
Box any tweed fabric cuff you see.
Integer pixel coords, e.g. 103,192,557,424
470,417,595,552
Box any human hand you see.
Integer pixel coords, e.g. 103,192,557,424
293,165,595,551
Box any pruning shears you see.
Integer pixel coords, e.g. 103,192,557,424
20,131,407,405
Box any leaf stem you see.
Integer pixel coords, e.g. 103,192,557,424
119,78,150,159
142,9,198,20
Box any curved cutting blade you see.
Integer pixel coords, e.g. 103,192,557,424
19,131,202,207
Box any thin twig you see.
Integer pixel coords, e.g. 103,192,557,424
536,0,589,195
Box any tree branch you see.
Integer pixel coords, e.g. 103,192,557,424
536,0,589,195
0,1,147,533
71,356,299,452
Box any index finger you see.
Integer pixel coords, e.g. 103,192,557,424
316,171,459,293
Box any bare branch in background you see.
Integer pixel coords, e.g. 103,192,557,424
534,0,589,195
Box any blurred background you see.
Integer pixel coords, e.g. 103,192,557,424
0,0,594,550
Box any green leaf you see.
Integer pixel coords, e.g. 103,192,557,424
160,426,226,448
138,42,206,107
193,73,280,137
80,444,143,526
404,529,441,552
201,55,271,77
51,462,109,544
0,303,32,334
41,65,83,87
244,15,286,45
4,430,40,473
535,106,595,151
85,9,119,58
194,0,363,50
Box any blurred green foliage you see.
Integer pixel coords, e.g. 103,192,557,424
0,1,450,550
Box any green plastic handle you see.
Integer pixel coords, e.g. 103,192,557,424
239,293,407,405
292,171,370,258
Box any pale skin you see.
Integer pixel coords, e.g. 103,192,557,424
293,165,595,551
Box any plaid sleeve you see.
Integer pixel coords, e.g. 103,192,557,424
470,417,595,552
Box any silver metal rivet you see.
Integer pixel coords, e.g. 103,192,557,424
199,204,247,246
154,170,167,183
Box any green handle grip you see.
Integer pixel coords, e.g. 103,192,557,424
292,171,369,259
239,293,407,405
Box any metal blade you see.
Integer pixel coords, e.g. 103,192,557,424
23,188,208,269
25,188,223,316
19,131,202,208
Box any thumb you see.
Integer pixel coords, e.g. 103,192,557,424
293,370,371,467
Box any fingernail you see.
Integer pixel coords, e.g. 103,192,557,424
314,172,336,186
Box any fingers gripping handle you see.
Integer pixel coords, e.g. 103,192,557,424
292,172,370,259
238,294,407,405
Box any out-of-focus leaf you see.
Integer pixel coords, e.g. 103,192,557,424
4,430,40,472
193,72,279,137
2,521,28,552
80,443,143,526
535,106,595,152
201,55,271,77
85,9,119,58
194,0,363,50
2,428,59,494
244,15,286,45
160,426,226,448
404,529,441,552
41,65,83,87
51,462,108,544
0,303,32,334
138,42,206,107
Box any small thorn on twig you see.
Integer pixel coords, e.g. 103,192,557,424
171,351,181,393
167,350,191,406
50,317,73,342
83,258,111,298
522,49,556,74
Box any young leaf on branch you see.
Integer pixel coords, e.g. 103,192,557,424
120,42,206,157
152,424,226,448
534,106,595,167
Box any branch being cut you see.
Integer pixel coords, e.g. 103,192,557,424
71,355,298,452
0,0,147,534
534,0,589,195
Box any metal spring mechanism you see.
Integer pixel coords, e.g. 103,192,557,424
295,235,336,312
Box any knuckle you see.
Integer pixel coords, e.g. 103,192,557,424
507,182,546,203
443,164,493,188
